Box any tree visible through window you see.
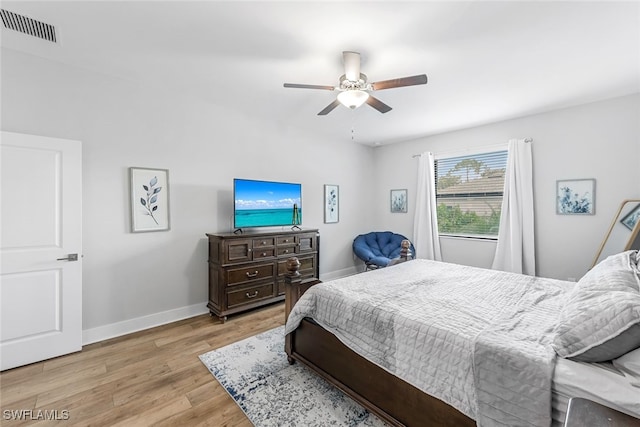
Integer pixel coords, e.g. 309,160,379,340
435,150,508,238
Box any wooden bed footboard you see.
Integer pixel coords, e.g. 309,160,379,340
283,257,475,427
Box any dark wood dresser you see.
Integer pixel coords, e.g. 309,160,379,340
206,229,319,322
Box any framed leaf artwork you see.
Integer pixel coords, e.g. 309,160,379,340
324,184,339,224
129,167,171,232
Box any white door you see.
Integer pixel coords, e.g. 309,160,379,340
1,131,82,371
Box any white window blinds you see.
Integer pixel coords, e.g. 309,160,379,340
435,150,508,237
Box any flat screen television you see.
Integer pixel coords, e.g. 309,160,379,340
233,178,302,229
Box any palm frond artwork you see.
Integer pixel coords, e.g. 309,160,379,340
140,176,162,224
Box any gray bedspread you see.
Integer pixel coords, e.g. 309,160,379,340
284,259,572,427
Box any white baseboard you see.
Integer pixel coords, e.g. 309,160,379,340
82,266,361,346
320,265,360,281
82,302,209,345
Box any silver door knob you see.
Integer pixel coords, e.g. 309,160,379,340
57,253,79,261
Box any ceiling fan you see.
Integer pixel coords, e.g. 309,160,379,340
284,51,427,116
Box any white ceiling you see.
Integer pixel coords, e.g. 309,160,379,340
2,1,639,146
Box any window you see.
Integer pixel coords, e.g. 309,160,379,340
435,150,508,238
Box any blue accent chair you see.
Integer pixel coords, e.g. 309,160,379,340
352,231,416,271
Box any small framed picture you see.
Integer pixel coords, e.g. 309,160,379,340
556,179,595,215
621,203,640,231
130,167,171,232
324,184,339,223
390,189,408,213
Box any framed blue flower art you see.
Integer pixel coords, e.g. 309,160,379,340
556,178,595,215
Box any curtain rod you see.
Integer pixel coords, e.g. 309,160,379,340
412,138,533,158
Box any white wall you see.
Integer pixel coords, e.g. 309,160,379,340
1,48,376,339
372,94,640,280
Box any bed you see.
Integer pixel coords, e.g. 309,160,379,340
283,250,640,427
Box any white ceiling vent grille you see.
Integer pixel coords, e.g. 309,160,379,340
0,9,57,43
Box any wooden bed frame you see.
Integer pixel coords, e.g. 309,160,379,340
283,256,475,427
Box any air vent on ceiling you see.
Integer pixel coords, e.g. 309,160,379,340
0,9,57,43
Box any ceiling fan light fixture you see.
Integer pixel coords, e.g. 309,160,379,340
337,90,369,109
283,51,427,115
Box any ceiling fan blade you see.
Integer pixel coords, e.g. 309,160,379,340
370,74,428,91
366,96,392,114
318,99,341,116
284,83,335,90
343,51,361,82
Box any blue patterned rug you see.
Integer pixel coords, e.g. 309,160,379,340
199,326,388,426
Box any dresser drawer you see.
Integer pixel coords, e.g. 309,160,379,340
226,263,275,286
253,237,275,248
276,236,295,245
253,248,276,260
227,282,275,308
277,246,295,257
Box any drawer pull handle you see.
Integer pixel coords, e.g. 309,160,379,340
261,241,266,245
246,271,259,278
262,252,267,257
283,239,289,243
284,249,289,254
246,291,259,299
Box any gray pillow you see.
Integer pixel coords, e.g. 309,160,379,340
552,250,640,362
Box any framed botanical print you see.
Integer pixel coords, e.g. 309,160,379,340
130,167,171,232
324,184,339,223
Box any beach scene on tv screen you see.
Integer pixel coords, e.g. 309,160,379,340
234,180,302,227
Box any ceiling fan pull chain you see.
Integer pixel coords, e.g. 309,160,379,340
351,111,356,142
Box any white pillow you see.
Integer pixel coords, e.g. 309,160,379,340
613,347,640,388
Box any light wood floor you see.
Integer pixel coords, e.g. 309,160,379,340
0,302,286,426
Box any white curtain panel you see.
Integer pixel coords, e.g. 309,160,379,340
413,152,442,261
491,139,536,275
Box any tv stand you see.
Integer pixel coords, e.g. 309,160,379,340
291,225,301,231
205,228,319,322
233,228,243,235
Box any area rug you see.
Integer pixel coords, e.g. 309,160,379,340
199,326,388,426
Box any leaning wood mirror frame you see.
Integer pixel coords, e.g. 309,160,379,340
592,199,640,268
